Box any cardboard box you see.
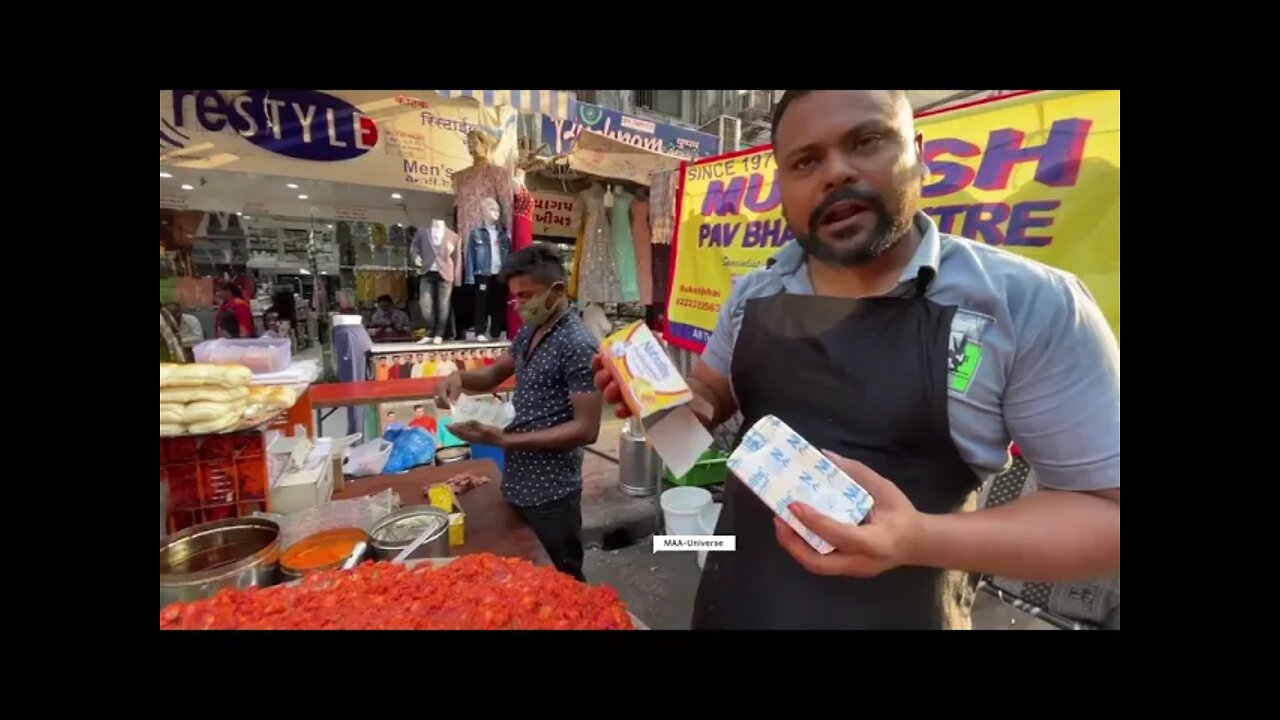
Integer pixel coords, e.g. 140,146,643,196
270,459,333,516
599,321,711,478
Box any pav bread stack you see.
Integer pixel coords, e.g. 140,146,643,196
159,363,253,436
243,384,299,423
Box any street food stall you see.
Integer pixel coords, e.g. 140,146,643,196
159,360,642,630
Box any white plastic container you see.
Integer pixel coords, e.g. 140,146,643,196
660,486,712,536
696,502,723,570
194,337,292,374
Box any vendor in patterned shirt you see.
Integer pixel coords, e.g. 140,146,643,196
437,246,601,582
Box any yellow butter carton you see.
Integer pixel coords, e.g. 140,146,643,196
448,512,465,547
427,484,466,547
601,321,711,478
602,321,694,419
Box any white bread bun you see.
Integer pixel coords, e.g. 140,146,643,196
160,404,184,425
187,412,243,435
159,363,252,389
160,423,185,437
159,385,250,404
247,384,299,410
183,400,248,424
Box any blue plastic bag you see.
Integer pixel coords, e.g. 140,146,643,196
381,427,437,473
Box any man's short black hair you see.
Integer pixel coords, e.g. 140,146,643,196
220,281,244,299
376,294,393,304
771,90,910,147
414,404,424,411
501,245,566,285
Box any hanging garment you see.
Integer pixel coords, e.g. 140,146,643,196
574,185,620,304
508,184,536,337
651,243,672,306
649,169,678,245
452,163,514,284
630,194,654,305
568,219,585,301
609,190,641,303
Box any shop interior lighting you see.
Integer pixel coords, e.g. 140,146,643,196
298,194,309,200
160,172,173,178
287,183,299,189
391,193,402,199
181,184,194,191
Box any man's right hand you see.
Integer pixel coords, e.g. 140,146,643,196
435,372,464,410
591,351,717,425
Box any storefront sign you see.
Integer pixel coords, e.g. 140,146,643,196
167,90,379,162
542,102,719,160
531,192,579,238
663,90,1121,352
160,90,518,194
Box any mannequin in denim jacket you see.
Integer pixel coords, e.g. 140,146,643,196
465,197,511,341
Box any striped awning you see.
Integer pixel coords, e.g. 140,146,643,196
436,90,577,123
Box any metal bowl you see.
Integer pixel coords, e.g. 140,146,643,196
435,446,471,466
160,517,281,608
368,505,451,561
280,528,369,581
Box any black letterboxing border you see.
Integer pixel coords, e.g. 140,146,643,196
145,52,1137,668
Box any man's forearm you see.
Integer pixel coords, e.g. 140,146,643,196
459,368,500,393
502,420,598,451
912,490,1120,583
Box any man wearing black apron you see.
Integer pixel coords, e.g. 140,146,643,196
594,90,1120,629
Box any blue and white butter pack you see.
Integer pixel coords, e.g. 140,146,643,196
727,415,875,555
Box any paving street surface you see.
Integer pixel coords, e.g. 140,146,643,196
585,542,1055,631
580,419,1054,630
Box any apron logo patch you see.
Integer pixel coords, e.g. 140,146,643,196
947,310,994,395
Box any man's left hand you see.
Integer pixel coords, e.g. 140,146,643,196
774,451,925,579
447,420,506,448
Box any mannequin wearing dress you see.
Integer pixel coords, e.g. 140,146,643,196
508,168,535,336
609,187,640,302
453,130,512,340
574,182,620,305
453,130,513,249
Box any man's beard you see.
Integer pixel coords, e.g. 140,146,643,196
792,185,913,267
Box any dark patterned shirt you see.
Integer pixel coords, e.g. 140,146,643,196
504,310,599,506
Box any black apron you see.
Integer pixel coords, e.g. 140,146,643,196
691,271,983,630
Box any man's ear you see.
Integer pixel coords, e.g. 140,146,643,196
915,133,929,179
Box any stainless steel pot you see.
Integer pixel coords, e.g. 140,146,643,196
160,478,170,539
160,517,282,608
368,505,451,561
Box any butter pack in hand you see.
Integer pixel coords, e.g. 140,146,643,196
599,321,711,478
727,415,875,555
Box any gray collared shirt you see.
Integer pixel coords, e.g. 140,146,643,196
702,212,1120,491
